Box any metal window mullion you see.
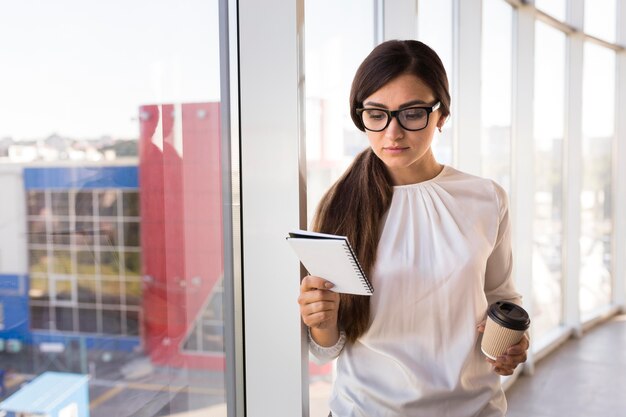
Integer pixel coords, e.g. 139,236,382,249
562,0,584,336
453,0,483,174
220,0,244,416
382,0,417,41
510,3,536,373
613,0,626,309
374,0,384,45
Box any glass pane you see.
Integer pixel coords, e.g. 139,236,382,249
101,278,122,306
77,278,98,303
99,220,120,247
0,1,231,414
50,191,70,216
28,219,48,244
125,279,142,306
99,250,121,275
55,307,75,331
30,305,52,330
202,323,225,352
98,189,119,217
123,221,140,247
580,42,615,317
532,22,566,340
54,279,74,301
51,219,71,245
535,0,567,21
52,249,73,274
102,309,122,334
418,0,454,164
29,250,49,273
76,250,96,274
304,0,377,224
125,310,140,336
305,1,376,415
75,220,97,247
584,0,617,43
123,251,141,276
481,0,513,192
78,308,99,333
122,191,140,216
74,191,94,217
27,191,47,216
29,276,50,300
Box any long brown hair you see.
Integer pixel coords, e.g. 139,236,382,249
312,40,451,343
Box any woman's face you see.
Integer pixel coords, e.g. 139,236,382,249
361,73,445,185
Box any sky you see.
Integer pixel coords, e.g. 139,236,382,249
0,0,220,140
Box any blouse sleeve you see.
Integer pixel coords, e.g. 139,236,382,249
484,182,522,306
308,328,347,364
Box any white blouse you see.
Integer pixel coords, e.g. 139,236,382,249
309,165,522,417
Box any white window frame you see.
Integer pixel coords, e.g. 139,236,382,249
237,0,308,416
612,0,626,311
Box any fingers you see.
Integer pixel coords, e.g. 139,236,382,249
485,335,529,376
299,297,340,328
298,275,340,329
476,320,486,334
301,275,335,292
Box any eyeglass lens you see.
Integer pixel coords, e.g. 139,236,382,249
361,108,429,131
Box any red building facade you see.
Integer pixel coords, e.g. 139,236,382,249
139,102,224,369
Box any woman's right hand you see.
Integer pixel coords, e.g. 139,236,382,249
298,275,340,331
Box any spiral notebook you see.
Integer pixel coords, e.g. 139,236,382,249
287,230,373,295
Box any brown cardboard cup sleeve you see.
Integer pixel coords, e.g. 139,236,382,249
481,301,530,360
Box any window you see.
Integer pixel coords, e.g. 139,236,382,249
305,1,376,414
580,42,615,317
584,0,617,43
418,0,454,164
26,188,141,336
535,0,567,22
0,1,235,415
481,0,513,192
532,21,566,340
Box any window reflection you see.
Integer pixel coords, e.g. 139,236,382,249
580,42,615,316
532,21,565,340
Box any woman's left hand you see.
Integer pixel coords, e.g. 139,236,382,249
477,321,529,376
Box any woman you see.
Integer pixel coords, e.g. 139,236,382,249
298,40,529,416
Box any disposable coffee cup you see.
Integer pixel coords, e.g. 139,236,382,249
481,301,530,360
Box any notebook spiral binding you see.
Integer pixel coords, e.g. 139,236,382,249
342,242,374,294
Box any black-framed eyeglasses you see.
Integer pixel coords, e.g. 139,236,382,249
356,102,441,132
